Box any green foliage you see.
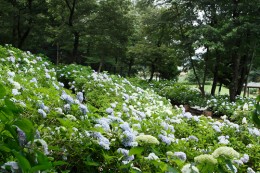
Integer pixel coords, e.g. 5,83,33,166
160,84,206,106
0,83,53,172
207,95,255,118
0,46,260,173
252,96,260,128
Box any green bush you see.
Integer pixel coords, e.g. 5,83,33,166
159,84,207,106
0,45,259,172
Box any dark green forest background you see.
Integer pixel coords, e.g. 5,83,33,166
0,0,260,101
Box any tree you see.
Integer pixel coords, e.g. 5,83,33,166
0,0,49,49
86,0,133,73
131,5,179,81
163,0,260,101
46,0,97,63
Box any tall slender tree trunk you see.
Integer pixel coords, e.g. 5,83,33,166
114,57,118,74
211,51,220,96
236,55,248,95
149,64,155,82
17,0,33,49
18,28,31,49
229,0,240,102
127,58,134,77
229,54,241,102
72,31,79,63
188,49,205,97
56,43,59,65
98,59,104,73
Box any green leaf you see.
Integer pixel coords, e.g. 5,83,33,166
0,144,11,152
5,98,20,114
130,167,142,173
30,163,52,173
13,118,35,141
0,83,6,99
35,151,50,164
30,152,52,172
1,129,15,138
84,161,100,166
225,160,235,173
252,102,260,128
53,161,68,166
0,108,13,122
13,151,31,172
129,147,144,156
167,166,178,173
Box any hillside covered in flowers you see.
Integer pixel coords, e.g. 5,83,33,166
0,46,259,172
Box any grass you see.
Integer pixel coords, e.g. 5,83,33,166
187,84,257,98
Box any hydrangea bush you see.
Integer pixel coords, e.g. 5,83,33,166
0,45,259,172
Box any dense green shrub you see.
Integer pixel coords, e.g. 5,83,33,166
0,45,259,172
159,84,207,106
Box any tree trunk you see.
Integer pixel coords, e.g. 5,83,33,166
236,56,248,95
18,28,31,48
142,67,147,79
229,54,241,102
12,16,17,46
189,52,204,97
127,58,134,77
211,77,217,96
149,64,155,82
201,46,210,97
114,57,118,74
229,0,240,102
72,31,79,63
16,0,33,49
218,83,222,95
98,59,103,73
211,51,220,96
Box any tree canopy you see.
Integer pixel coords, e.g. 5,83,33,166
0,0,259,101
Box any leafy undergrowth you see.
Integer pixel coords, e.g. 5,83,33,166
0,45,260,173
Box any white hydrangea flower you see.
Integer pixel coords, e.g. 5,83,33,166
243,103,249,111
12,89,20,95
34,139,49,155
106,107,114,114
45,73,51,79
247,167,256,173
79,104,88,115
12,81,21,89
158,134,172,145
188,135,199,142
7,71,15,78
144,153,159,161
135,135,159,145
194,154,217,165
240,154,249,163
93,132,110,150
212,125,221,132
65,114,77,121
173,152,187,161
248,127,260,136
221,115,227,120
38,109,47,118
181,163,199,173
30,77,37,83
7,56,15,63
242,117,247,124
212,146,239,159
226,164,237,173
218,135,229,144
1,161,19,172
55,107,63,114
76,92,84,103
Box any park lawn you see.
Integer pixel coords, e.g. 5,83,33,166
187,84,257,98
